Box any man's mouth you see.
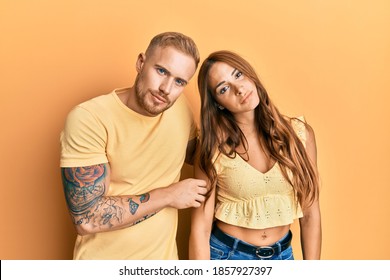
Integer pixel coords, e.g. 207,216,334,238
151,92,167,104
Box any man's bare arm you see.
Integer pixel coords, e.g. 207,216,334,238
61,163,207,235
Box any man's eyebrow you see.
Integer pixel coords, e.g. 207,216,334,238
180,79,189,85
155,64,171,75
156,64,188,85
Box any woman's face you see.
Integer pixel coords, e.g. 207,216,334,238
207,61,260,115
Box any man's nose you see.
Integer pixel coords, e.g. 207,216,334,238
159,77,174,95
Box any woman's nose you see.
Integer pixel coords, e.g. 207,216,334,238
235,84,243,95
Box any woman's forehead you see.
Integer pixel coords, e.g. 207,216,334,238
208,62,235,87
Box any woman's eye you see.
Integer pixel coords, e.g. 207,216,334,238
235,71,242,79
220,86,229,94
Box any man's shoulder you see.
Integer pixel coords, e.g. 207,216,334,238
77,91,116,109
170,94,193,115
64,91,117,125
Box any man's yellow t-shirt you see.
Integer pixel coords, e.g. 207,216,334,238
60,88,197,259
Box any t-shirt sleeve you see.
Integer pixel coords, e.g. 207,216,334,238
181,94,199,141
60,105,108,167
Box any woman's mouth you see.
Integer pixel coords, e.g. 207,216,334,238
241,91,252,104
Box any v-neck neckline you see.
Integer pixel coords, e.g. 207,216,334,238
235,153,278,175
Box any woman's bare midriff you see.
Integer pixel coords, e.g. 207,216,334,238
215,220,290,246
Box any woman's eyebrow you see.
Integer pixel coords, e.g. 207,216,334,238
215,80,225,90
214,68,237,91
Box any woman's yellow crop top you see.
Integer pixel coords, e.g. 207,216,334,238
213,117,306,229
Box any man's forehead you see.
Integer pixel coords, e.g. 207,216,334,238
148,46,196,78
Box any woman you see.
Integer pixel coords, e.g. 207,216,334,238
189,50,321,260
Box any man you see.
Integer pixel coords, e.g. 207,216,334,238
60,32,207,259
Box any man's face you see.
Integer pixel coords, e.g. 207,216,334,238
133,46,196,116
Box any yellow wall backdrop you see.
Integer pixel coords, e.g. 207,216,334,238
1,0,389,260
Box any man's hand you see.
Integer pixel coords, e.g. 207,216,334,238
164,178,207,209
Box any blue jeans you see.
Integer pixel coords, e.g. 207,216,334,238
210,226,294,260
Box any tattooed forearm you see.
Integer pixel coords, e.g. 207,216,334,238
128,193,150,215
139,193,150,203
62,165,157,231
132,212,157,225
93,197,124,227
128,198,139,215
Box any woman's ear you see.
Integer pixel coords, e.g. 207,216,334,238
136,53,146,73
216,103,225,110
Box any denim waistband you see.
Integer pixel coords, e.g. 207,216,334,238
212,226,292,258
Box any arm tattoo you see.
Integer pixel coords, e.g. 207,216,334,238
139,193,150,203
128,198,139,215
132,212,157,225
128,193,150,215
95,197,124,227
62,164,125,227
62,166,154,229
62,165,106,214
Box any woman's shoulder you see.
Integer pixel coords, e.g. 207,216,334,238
286,115,316,148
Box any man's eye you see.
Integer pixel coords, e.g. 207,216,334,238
175,79,185,86
157,68,167,75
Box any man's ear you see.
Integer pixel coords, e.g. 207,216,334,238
136,53,146,73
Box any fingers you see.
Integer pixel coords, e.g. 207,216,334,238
196,193,206,203
169,178,209,209
193,179,207,187
193,201,202,208
197,185,208,196
191,179,208,194
190,179,207,196
183,179,208,208
194,180,208,207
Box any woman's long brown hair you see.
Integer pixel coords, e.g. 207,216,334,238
197,50,319,208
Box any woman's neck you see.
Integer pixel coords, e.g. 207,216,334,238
234,112,257,136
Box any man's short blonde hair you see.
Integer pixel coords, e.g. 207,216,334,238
145,32,200,68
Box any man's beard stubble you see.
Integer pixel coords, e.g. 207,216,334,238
134,75,172,116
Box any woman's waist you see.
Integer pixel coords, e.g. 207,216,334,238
215,220,291,247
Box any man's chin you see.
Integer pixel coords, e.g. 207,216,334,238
144,104,170,116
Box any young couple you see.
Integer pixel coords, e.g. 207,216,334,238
60,31,321,260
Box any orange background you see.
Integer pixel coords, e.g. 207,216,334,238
1,0,389,260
